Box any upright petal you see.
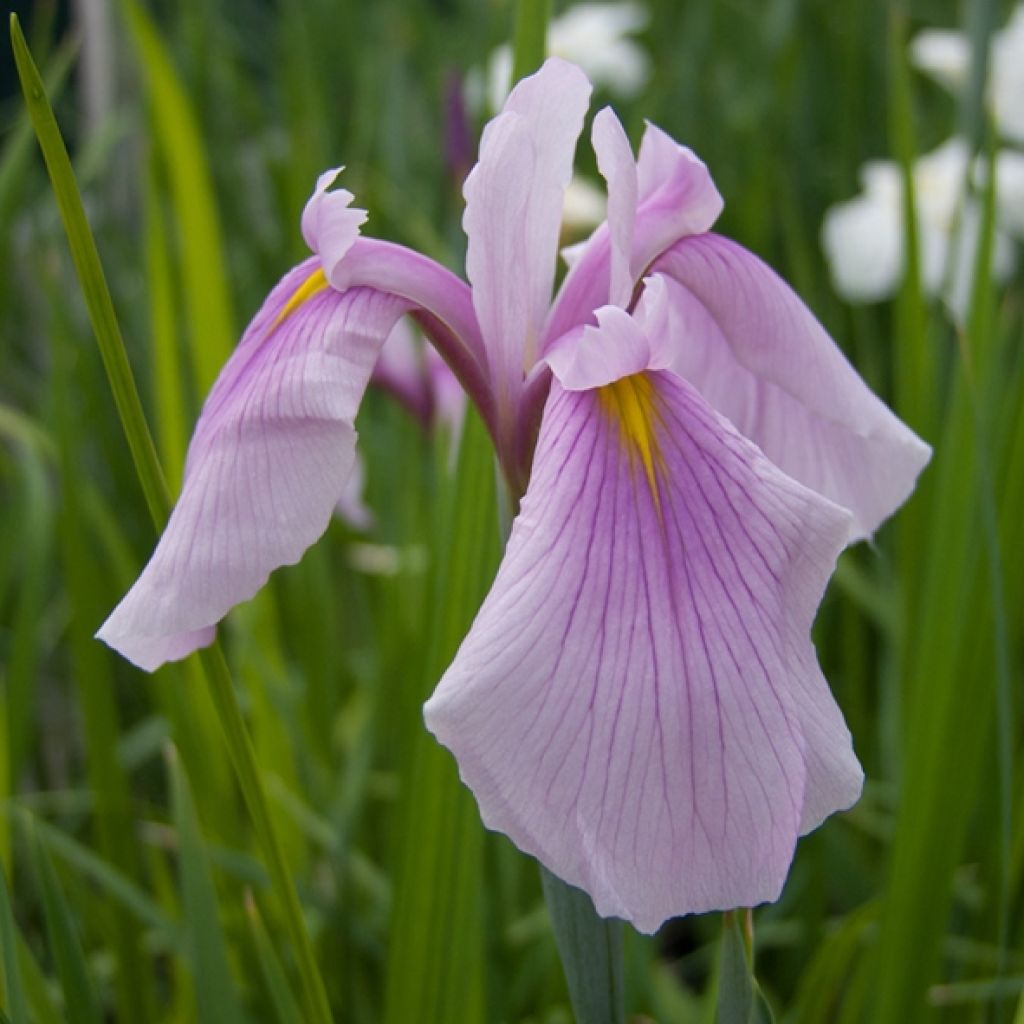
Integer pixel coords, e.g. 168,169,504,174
543,120,722,348
426,330,859,932
653,235,931,540
463,58,591,412
592,107,638,308
97,259,409,670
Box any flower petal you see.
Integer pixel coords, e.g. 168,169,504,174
592,107,638,308
300,168,367,281
97,259,409,670
821,190,904,302
543,121,722,349
653,235,931,540
425,363,859,933
462,58,591,410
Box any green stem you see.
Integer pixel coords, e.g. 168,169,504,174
10,15,333,1024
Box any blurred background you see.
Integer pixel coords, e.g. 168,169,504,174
1,0,1022,1021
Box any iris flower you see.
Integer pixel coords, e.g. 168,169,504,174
99,59,929,932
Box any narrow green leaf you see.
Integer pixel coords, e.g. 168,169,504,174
0,865,29,1024
31,816,178,945
511,0,551,87
246,891,306,1024
384,410,499,1024
166,745,246,1024
11,24,334,1022
540,867,625,1024
10,11,172,525
46,265,157,1023
30,828,103,1024
716,913,774,1024
120,0,236,396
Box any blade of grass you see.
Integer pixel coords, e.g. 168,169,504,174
0,865,29,1024
29,825,103,1024
119,0,235,397
166,745,246,1024
383,410,498,1024
246,890,306,1024
46,263,156,1023
11,19,334,1023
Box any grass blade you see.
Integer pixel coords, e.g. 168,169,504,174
120,0,236,396
30,826,103,1024
11,21,334,1022
0,865,29,1024
166,746,246,1024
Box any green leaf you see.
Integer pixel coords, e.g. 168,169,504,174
166,745,246,1024
511,0,551,87
716,913,774,1024
245,891,306,1024
30,827,103,1024
120,0,236,397
383,410,500,1024
0,864,29,1024
540,867,625,1024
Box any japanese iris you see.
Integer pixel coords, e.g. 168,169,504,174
98,59,930,933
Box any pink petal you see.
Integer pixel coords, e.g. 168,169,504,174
653,235,932,540
462,58,591,414
425,362,860,933
543,121,723,349
592,107,637,308
300,168,367,281
97,259,409,670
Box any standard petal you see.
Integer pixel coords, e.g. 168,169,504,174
653,235,932,540
543,121,722,349
97,259,409,670
425,367,858,933
463,58,591,412
592,107,638,308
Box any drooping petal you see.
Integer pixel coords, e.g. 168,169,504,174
592,107,638,308
425,351,859,933
543,120,722,348
462,58,591,411
97,259,409,670
652,235,931,540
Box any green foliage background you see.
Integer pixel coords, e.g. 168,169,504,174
1,0,1022,1020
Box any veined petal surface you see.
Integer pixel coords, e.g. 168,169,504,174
463,58,591,410
97,259,409,670
654,235,932,540
425,363,859,933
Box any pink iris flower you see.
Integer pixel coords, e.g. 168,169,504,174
98,59,930,932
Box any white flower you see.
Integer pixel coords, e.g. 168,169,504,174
821,138,1018,317
911,5,1024,144
561,174,608,233
472,3,649,114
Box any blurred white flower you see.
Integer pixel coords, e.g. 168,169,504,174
470,3,649,114
911,5,1024,144
821,138,1019,317
562,174,608,233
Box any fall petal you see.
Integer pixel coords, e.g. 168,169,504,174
425,363,857,933
653,235,931,540
97,261,409,670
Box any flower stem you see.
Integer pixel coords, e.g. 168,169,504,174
10,15,333,1024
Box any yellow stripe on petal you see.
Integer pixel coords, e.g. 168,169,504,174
272,267,329,330
599,373,663,512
